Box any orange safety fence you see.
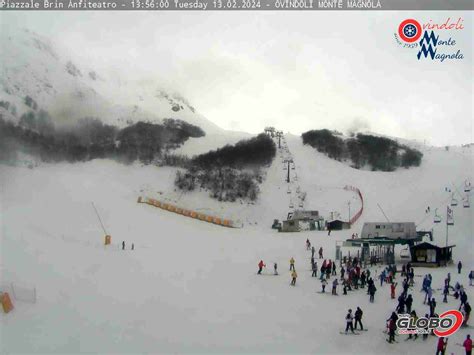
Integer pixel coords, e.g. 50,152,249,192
344,185,364,225
138,196,238,228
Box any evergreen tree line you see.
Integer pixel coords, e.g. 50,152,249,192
301,129,423,171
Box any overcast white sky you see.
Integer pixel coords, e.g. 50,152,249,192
1,11,473,145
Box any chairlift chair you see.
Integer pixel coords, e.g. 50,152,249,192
451,198,458,207
447,219,454,226
287,187,291,194
298,202,304,208
463,197,470,208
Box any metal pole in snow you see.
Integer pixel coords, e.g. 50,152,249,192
445,205,448,266
92,202,108,235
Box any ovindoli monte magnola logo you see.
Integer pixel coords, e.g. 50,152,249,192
394,18,465,62
396,310,464,336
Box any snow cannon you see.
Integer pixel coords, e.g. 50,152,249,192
1,292,14,313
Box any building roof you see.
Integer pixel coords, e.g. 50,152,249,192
410,242,456,250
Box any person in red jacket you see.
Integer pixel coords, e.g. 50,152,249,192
390,282,397,299
258,260,266,275
436,337,448,355
462,335,472,355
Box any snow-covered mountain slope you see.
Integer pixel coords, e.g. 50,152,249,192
1,133,472,354
0,27,222,134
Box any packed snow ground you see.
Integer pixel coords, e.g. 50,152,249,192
1,135,473,354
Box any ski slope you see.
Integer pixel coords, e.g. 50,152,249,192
1,135,473,354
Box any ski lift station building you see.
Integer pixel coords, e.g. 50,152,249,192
361,222,418,240
279,210,324,232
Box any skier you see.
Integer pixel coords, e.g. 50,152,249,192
311,246,315,258
290,270,297,286
436,337,448,355
345,309,355,334
332,279,339,295
459,261,463,274
390,282,397,299
354,307,363,331
274,262,278,275
340,266,345,280
290,257,295,271
306,238,311,250
321,278,327,293
258,260,266,274
332,261,336,276
461,335,472,355
469,271,474,286
122,241,125,250
318,247,323,259
328,226,332,236
131,243,134,250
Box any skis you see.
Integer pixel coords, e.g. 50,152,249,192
340,331,360,335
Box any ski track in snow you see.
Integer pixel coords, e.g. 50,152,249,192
0,136,473,354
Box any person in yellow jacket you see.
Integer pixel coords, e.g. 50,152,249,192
407,310,419,340
291,270,298,286
290,257,295,271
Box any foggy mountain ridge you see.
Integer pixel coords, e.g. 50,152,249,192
0,27,222,134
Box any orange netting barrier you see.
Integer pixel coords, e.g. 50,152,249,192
138,197,237,228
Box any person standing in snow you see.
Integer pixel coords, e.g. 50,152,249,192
406,294,413,313
131,243,134,250
311,246,315,258
390,282,397,299
459,261,463,274
290,270,297,286
274,262,278,275
461,334,472,355
258,260,266,274
312,261,318,277
436,337,448,355
345,309,355,334
443,285,449,303
354,307,363,331
387,312,398,344
318,247,323,259
306,239,311,250
368,283,376,303
290,257,295,271
407,310,419,340
332,279,339,295
321,278,327,293
429,298,437,317
332,261,337,276
122,241,125,250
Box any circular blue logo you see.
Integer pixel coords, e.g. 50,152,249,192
403,24,418,38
